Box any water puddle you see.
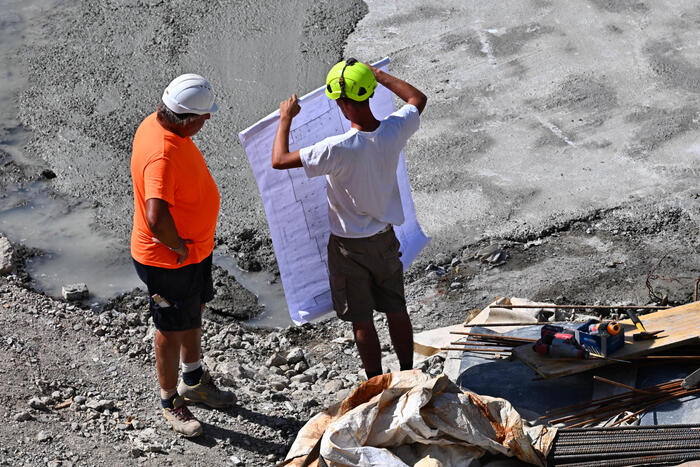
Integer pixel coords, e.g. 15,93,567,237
214,252,293,328
0,0,301,328
0,185,296,327
0,183,142,298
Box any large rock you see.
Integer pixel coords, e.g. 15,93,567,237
0,236,12,275
286,347,305,364
62,283,89,300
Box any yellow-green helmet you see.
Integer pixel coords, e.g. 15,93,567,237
325,58,377,102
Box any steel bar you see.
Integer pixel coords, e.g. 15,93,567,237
558,423,700,433
450,340,518,347
556,434,700,445
440,347,512,354
553,448,700,461
593,376,654,395
462,321,559,327
448,342,514,350
564,387,697,428
543,380,681,417
545,384,687,426
449,331,537,342
495,304,670,310
610,388,700,427
554,440,700,453
556,452,700,467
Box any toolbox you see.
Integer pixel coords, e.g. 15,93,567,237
573,319,625,356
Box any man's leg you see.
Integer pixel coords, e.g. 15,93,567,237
177,304,235,408
154,329,183,393
352,320,383,379
386,311,414,371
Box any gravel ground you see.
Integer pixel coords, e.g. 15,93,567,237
1,0,699,466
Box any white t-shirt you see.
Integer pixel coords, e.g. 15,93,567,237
300,104,420,238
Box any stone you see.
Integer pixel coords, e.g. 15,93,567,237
323,380,344,393
219,362,254,380
73,395,87,404
293,361,308,373
331,336,353,345
450,282,463,289
37,431,52,442
28,397,48,411
14,411,33,422
0,236,13,275
62,283,89,301
285,347,305,364
290,373,313,384
85,399,114,411
266,353,287,367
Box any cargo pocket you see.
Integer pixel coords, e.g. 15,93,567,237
329,273,349,319
381,236,403,275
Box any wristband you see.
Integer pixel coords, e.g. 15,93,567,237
168,238,184,252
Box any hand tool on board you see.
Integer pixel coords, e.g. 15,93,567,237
625,309,664,341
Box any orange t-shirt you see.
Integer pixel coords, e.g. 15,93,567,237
130,112,220,268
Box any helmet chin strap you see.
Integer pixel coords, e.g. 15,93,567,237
339,57,358,99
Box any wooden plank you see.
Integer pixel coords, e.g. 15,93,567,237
512,301,700,379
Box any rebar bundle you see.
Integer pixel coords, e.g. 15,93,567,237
551,424,700,466
442,331,535,357
540,380,700,428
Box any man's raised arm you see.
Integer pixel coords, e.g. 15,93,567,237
366,64,428,114
271,94,303,170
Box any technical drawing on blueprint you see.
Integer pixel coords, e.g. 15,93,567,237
239,58,429,324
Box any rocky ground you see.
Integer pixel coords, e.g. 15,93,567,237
1,188,697,466
1,0,699,465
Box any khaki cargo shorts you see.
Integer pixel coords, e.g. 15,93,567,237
327,227,406,322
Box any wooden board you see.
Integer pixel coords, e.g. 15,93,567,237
513,301,700,379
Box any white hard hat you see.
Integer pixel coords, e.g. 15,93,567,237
162,73,218,115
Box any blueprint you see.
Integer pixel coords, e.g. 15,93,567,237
239,58,430,324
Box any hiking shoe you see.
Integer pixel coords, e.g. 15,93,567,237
177,369,236,408
162,396,203,438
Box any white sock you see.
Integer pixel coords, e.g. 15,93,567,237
181,360,202,373
160,386,177,400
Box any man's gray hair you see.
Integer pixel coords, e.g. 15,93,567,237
156,103,200,127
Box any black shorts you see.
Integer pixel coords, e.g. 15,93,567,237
132,254,214,332
327,227,406,322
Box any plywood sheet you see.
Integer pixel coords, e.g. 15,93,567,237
513,301,700,379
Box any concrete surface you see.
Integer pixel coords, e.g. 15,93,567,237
345,0,699,252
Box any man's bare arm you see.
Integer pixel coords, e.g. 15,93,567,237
271,94,303,170
366,64,428,114
145,198,191,264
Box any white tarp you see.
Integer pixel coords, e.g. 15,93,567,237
238,58,429,324
282,370,555,467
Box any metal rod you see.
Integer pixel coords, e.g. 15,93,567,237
556,452,700,467
593,376,654,395
543,380,681,417
546,384,685,425
559,423,700,433
553,448,700,461
463,321,559,327
449,341,515,349
494,304,670,310
440,347,512,353
449,331,537,342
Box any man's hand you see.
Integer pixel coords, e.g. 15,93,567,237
362,62,427,114
152,237,193,265
280,94,301,121
271,94,303,169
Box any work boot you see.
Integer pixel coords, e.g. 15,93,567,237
177,369,236,408
162,395,203,438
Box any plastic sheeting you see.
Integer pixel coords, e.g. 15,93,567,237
283,370,555,467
